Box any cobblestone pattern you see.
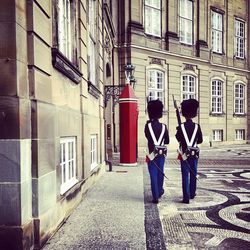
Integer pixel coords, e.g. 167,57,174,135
143,166,166,250
158,166,250,250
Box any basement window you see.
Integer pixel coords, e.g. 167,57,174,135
212,130,223,142
235,129,245,140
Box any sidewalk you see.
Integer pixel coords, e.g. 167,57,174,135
43,165,147,250
43,145,250,250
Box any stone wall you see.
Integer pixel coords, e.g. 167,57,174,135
0,0,106,249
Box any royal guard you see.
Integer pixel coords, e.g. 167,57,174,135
144,100,169,204
175,98,203,204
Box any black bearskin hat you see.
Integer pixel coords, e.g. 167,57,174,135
147,99,163,120
181,99,199,118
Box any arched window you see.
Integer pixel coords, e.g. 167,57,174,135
211,80,223,113
147,69,164,103
182,75,196,100
234,83,245,114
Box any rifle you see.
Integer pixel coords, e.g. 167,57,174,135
172,95,183,159
172,95,181,126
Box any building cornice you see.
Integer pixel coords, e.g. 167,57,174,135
115,44,250,73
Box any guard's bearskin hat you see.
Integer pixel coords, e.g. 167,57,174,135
147,99,163,120
181,99,199,118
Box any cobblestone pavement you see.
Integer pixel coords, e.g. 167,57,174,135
43,145,250,250
158,159,250,250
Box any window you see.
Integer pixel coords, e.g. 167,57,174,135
147,69,164,103
52,0,82,83
90,135,98,170
235,19,245,58
179,0,193,44
211,80,223,113
235,129,245,140
88,0,97,85
144,0,161,37
234,83,245,114
60,137,77,195
182,75,196,100
211,11,223,53
212,130,223,141
58,0,73,60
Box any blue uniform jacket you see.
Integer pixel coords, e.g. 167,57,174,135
144,119,170,154
175,119,203,153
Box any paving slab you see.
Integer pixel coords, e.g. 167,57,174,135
43,165,146,250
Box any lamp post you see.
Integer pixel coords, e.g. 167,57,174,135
119,63,138,166
129,75,136,89
124,63,135,84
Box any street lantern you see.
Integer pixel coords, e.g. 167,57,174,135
124,63,135,85
129,75,136,89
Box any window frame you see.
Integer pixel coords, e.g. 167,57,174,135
178,0,193,45
235,129,245,140
57,0,73,61
88,0,98,87
60,137,78,195
52,0,82,84
234,18,245,59
181,74,196,101
211,10,223,54
212,130,223,142
211,80,223,114
144,0,162,37
234,83,245,115
147,69,164,104
90,134,98,170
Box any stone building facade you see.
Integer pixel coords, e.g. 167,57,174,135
0,0,108,249
0,0,249,249
109,0,250,153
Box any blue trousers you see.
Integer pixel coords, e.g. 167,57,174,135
148,155,165,200
181,158,198,201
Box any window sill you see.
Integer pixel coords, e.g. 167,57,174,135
88,81,101,99
179,42,193,47
52,48,82,84
212,51,225,56
60,178,79,195
209,112,225,117
145,33,162,39
233,113,246,117
233,56,246,61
